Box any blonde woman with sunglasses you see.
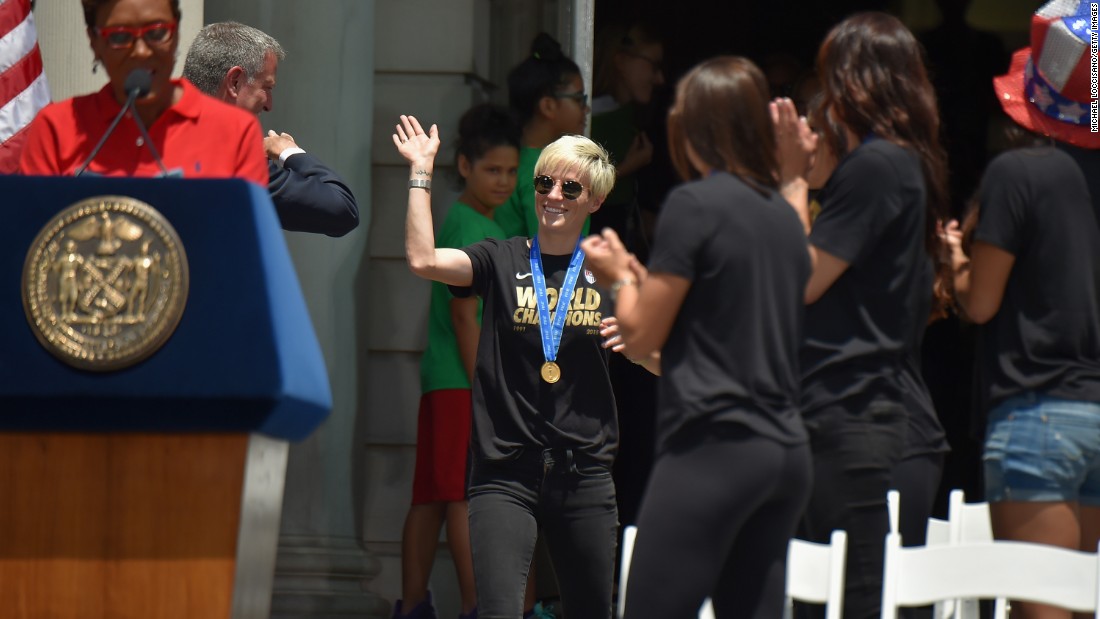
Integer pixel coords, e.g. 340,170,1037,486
396,114,648,619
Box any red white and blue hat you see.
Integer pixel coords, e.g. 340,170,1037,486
993,0,1100,148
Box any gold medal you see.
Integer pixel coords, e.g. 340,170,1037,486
540,361,561,384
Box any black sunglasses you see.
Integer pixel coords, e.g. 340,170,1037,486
553,91,589,107
534,175,585,200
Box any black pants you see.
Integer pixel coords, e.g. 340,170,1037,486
624,422,812,619
468,449,618,619
800,404,908,619
891,451,945,548
891,451,946,619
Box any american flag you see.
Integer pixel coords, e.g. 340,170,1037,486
0,0,48,173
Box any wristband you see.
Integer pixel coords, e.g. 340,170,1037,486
609,277,636,302
409,179,431,191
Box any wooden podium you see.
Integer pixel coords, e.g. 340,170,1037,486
0,177,332,619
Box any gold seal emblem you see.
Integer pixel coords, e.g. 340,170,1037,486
22,195,189,371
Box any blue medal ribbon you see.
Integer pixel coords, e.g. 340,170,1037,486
530,236,585,372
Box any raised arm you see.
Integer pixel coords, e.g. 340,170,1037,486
771,97,816,234
393,115,474,286
771,98,852,304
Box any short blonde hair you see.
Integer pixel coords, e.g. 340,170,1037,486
534,135,616,200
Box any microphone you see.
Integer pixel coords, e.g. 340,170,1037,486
124,70,177,178
75,69,180,178
124,67,153,97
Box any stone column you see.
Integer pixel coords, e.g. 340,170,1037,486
201,1,384,617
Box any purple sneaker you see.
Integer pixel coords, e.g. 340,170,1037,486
392,591,438,619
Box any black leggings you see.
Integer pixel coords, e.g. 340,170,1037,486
891,452,945,619
623,422,812,619
799,404,908,619
891,452,945,547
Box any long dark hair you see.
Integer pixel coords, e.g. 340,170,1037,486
818,12,951,317
667,56,777,194
507,33,581,127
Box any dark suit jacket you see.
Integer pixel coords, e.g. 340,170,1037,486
268,153,359,237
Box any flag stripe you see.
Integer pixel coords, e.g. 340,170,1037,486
0,11,39,76
0,42,42,109
0,0,47,170
0,0,31,44
0,119,30,172
0,71,47,143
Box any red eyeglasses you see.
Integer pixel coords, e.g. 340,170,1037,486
95,22,177,50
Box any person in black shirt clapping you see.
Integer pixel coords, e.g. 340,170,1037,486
774,12,952,619
584,55,812,619
945,3,1100,618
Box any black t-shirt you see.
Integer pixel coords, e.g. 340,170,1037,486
802,138,947,454
457,237,617,465
1059,143,1100,227
973,147,1100,411
647,171,810,451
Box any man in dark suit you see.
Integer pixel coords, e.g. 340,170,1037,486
182,22,359,237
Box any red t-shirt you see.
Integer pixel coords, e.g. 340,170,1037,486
20,78,268,186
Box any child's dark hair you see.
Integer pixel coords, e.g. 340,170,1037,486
454,103,521,185
507,33,582,127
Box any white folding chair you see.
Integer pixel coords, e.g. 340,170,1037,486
783,530,848,619
925,517,950,545
887,489,900,535
932,489,1006,619
881,532,1100,619
947,489,994,546
618,525,638,619
701,531,848,619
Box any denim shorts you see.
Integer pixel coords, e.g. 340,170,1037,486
983,393,1100,505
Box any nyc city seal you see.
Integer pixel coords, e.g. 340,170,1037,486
22,196,189,371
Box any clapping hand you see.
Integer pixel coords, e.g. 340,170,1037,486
264,130,298,161
581,227,636,284
599,316,626,353
940,218,968,272
770,97,817,185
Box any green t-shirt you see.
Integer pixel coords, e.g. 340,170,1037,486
419,201,506,393
493,145,590,238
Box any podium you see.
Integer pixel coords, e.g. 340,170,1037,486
0,177,332,619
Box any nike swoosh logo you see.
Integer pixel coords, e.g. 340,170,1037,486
515,272,533,280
